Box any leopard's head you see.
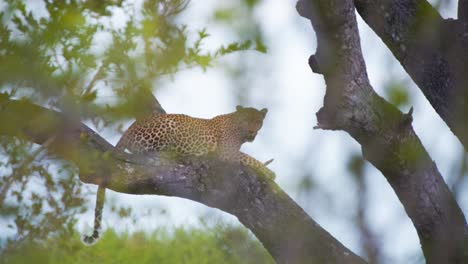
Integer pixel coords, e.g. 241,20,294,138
234,105,268,142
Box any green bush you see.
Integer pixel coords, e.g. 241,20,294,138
1,225,274,264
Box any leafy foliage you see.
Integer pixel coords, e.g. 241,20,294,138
0,0,264,121
0,0,267,257
384,81,410,108
1,225,274,264
0,137,86,252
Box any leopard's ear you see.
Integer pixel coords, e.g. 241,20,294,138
260,108,268,115
236,105,244,111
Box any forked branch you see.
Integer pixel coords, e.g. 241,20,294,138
296,0,466,262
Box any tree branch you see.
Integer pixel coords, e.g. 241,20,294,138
0,97,366,264
459,0,468,24
353,0,468,150
296,0,466,263
139,88,166,115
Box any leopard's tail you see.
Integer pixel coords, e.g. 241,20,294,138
240,153,276,180
82,185,105,245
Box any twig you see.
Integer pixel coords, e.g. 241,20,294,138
0,136,56,206
82,64,105,97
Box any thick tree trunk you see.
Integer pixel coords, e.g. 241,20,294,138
296,0,467,263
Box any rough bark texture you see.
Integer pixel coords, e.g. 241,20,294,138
296,0,466,263
354,0,468,150
0,96,366,264
460,0,468,24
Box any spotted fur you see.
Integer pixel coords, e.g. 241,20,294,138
116,105,274,174
83,106,274,245
82,186,105,245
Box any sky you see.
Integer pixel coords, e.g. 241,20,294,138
3,0,465,263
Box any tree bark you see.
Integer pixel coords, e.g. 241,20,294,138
0,96,366,264
353,0,468,150
296,0,467,263
459,0,468,25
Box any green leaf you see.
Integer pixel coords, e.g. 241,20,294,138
255,37,267,53
81,90,97,102
385,82,410,107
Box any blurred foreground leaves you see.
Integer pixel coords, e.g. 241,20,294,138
0,0,267,258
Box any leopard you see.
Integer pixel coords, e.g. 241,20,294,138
82,105,275,245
